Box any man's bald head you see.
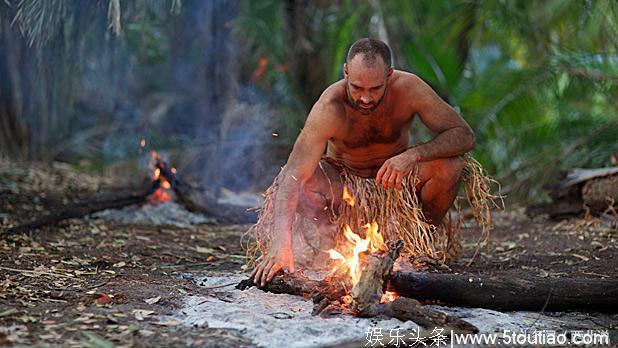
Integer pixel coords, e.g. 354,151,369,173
346,38,392,71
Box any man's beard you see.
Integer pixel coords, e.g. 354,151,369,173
345,83,387,115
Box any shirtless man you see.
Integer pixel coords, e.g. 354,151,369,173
251,38,475,286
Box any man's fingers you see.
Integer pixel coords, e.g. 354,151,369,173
250,255,264,278
286,261,295,273
380,167,391,188
254,259,271,286
387,170,397,189
260,259,275,286
266,261,282,283
396,174,403,190
252,262,265,285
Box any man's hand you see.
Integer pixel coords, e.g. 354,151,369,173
376,149,419,189
250,244,295,287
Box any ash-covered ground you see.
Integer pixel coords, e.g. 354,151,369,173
1,159,616,347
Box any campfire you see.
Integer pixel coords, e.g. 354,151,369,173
325,189,400,307
4,140,257,236
148,150,174,203
237,187,480,334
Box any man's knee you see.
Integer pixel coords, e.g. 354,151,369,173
419,156,464,185
438,157,464,181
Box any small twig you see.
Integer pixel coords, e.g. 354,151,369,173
0,266,75,279
202,282,238,290
312,298,331,316
47,281,108,292
158,262,213,269
526,287,554,330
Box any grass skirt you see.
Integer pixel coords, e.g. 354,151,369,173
243,154,502,267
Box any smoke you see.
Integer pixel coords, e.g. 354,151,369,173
1,1,284,196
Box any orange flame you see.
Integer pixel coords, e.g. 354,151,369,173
380,291,398,303
327,223,387,285
152,187,171,202
147,150,172,203
342,186,355,207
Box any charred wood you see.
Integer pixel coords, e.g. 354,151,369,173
389,271,618,313
155,157,257,224
382,297,478,334
4,180,159,236
236,271,346,303
350,240,403,316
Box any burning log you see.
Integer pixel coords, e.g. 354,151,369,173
346,240,478,333
238,269,618,314
237,240,478,334
349,240,403,316
152,155,257,224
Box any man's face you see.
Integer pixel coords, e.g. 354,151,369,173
344,55,393,115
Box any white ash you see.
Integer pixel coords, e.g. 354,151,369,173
92,201,214,227
178,272,420,347
175,272,616,348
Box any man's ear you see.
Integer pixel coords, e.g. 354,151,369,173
343,63,348,78
387,67,394,79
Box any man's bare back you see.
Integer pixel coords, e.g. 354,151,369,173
250,38,475,286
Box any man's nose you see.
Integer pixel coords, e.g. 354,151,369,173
360,95,371,103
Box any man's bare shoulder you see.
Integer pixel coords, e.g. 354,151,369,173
318,80,347,108
309,82,347,123
390,70,438,110
391,69,426,91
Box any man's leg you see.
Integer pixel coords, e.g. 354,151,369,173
291,160,343,266
296,160,343,225
415,157,464,225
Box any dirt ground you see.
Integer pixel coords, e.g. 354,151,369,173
0,160,616,347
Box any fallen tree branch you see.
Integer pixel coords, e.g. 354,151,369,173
3,180,159,236
237,270,618,315
389,271,618,313
0,266,76,278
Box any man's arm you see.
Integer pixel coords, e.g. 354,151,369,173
407,75,475,161
376,75,475,189
251,97,340,286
